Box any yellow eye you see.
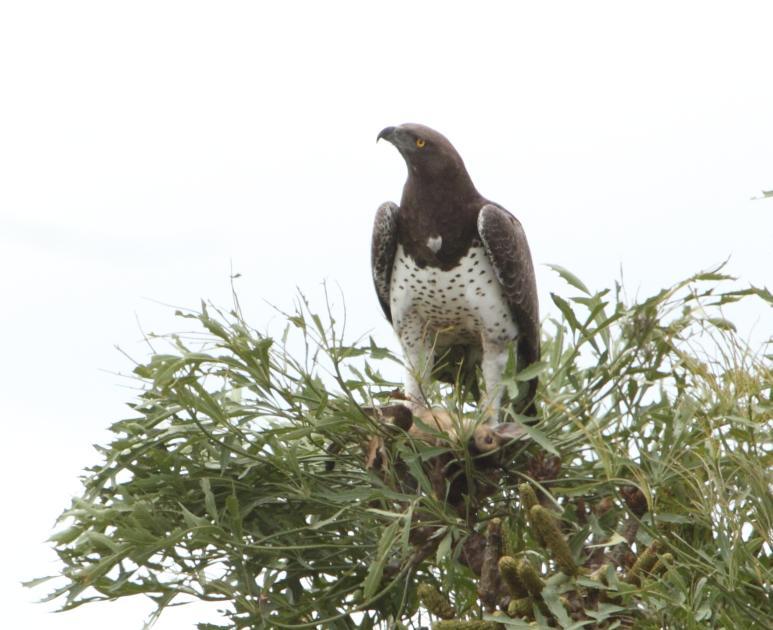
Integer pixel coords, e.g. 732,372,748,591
415,138,426,148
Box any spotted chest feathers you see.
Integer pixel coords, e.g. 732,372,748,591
389,242,519,350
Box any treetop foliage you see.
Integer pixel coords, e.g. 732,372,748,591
33,267,772,629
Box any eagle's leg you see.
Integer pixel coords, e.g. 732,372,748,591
395,317,435,408
480,338,509,424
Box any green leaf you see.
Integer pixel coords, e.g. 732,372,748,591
483,615,533,628
201,478,218,520
179,504,209,529
362,519,399,600
706,317,736,332
551,293,582,332
516,360,549,382
576,576,612,591
587,532,627,548
48,526,83,545
309,506,348,530
435,528,453,563
542,584,573,628
225,494,242,536
586,603,625,622
22,576,56,589
512,418,559,455
547,264,591,295
654,513,692,524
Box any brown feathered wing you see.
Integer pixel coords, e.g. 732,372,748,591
371,201,399,322
477,203,540,414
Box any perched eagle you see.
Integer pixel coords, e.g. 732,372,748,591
372,123,539,422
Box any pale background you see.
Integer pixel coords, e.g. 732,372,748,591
1,1,771,627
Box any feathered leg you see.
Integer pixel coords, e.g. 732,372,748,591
480,337,509,424
394,311,435,407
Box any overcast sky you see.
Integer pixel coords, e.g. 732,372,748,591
1,2,771,628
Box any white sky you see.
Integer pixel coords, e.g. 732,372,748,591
1,2,771,628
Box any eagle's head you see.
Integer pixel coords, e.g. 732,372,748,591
377,123,467,179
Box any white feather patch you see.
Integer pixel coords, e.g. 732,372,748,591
389,244,518,347
426,235,442,253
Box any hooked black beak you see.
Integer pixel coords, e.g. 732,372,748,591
377,126,397,143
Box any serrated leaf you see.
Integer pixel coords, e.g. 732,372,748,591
547,264,591,295
22,576,56,589
179,504,209,529
552,293,582,332
542,585,573,628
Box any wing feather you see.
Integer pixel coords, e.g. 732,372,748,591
478,203,540,411
371,202,399,322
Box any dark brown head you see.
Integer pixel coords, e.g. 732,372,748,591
377,123,469,180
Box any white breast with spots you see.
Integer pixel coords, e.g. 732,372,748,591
389,243,519,349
